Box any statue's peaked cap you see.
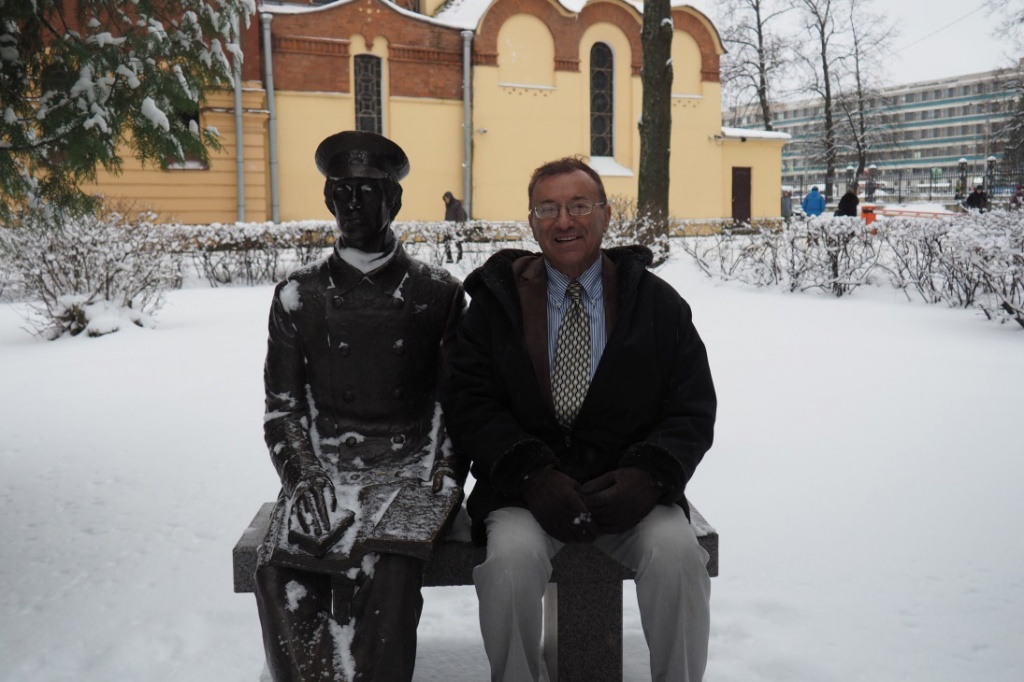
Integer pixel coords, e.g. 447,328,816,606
315,131,410,182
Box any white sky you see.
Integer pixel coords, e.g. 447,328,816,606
686,0,1020,88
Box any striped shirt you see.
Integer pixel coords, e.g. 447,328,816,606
545,257,606,383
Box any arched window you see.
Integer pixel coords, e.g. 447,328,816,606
354,55,382,135
590,43,613,157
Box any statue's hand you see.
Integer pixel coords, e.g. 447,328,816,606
291,472,338,537
431,467,455,494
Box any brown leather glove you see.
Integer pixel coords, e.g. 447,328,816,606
522,466,597,543
580,467,662,534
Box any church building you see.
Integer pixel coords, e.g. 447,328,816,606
87,0,789,225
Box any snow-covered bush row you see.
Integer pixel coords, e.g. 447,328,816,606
678,212,1024,328
0,208,182,338
162,220,534,284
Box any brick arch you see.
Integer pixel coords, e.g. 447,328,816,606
476,0,721,82
476,0,584,70
671,9,722,83
577,2,643,76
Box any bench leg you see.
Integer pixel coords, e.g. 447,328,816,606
543,581,623,682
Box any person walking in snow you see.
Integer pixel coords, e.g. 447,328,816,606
442,190,467,263
442,156,716,682
964,185,989,213
835,186,860,217
802,186,826,216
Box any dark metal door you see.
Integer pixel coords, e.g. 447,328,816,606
732,167,752,225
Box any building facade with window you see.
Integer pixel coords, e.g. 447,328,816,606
87,0,789,223
726,66,1019,199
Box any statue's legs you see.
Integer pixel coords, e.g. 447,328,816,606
254,555,424,682
350,554,424,682
255,564,338,682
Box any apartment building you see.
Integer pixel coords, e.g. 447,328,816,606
727,65,1020,195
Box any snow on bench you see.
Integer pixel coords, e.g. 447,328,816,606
234,502,718,682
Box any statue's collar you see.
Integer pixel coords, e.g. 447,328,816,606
328,240,410,297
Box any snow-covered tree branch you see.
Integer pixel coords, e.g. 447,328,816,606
0,0,255,222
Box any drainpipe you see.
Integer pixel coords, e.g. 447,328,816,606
233,15,246,223
261,12,280,223
461,30,473,218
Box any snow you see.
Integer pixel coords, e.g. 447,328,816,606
1,248,1023,681
721,126,791,141
140,97,170,131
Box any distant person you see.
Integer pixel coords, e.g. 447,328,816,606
1011,185,1023,211
442,190,467,263
964,185,989,213
781,190,793,220
802,186,825,216
835,186,859,217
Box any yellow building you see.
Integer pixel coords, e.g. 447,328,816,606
87,0,788,224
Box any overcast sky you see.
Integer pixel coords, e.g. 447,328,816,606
685,0,1020,88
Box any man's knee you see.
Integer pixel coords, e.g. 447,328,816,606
633,506,709,577
475,508,554,588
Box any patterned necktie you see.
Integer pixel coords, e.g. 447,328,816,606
552,280,591,427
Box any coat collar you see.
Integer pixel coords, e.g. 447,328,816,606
327,238,411,297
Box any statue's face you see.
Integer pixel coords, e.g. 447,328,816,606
329,177,390,252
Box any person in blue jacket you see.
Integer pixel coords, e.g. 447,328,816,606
802,186,826,216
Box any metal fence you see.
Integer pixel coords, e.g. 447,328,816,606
784,162,1024,206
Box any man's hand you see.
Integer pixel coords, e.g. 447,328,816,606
523,466,597,543
290,471,338,537
580,467,662,534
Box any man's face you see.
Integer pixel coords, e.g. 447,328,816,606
329,177,389,251
528,170,609,280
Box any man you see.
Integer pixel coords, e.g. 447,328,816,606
835,185,859,217
442,157,717,682
442,190,468,263
781,189,794,220
255,131,465,682
802,186,825,216
964,185,989,212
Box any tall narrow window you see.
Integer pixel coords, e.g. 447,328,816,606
590,43,613,157
354,55,382,135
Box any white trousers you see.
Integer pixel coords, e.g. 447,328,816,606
473,505,711,682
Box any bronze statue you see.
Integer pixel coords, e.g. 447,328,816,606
254,131,465,682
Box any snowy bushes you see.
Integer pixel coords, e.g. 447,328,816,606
0,207,182,338
166,219,533,285
679,212,1024,328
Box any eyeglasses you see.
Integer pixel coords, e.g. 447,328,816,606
530,200,606,220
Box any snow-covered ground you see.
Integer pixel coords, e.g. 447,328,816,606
1,248,1022,681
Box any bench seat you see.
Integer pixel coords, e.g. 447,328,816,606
234,502,718,682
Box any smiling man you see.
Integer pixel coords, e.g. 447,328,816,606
442,157,718,681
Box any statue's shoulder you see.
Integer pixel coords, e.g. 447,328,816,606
405,255,462,292
273,258,330,312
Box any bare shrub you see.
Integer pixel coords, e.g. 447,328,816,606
0,206,183,338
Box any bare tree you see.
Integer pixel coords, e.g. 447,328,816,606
720,0,793,130
790,0,844,202
833,0,900,183
637,0,673,236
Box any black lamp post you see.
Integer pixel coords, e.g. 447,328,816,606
957,158,968,200
986,155,997,193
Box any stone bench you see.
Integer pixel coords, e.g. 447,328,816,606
233,502,718,682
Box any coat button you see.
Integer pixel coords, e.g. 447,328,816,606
391,298,403,309
332,296,344,308
391,434,406,445
338,344,351,357
393,388,404,400
345,436,357,447
393,342,404,355
343,391,355,402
